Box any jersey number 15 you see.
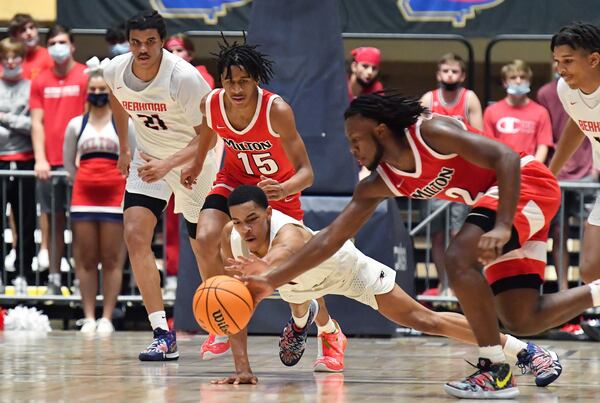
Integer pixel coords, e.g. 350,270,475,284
237,152,279,175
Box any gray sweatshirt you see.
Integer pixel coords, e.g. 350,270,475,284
0,78,32,158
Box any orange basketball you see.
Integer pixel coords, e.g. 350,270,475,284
192,275,254,336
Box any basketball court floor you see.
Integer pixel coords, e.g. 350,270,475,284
1,331,599,401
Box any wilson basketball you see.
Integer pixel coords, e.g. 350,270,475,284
193,275,254,336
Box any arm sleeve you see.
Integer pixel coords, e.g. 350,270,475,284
63,117,80,179
171,63,211,127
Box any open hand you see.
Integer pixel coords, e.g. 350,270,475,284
138,151,171,183
225,255,270,276
257,175,285,200
477,225,511,266
237,274,275,306
211,371,258,385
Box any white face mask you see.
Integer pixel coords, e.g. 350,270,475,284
48,43,71,63
2,64,22,79
25,37,38,47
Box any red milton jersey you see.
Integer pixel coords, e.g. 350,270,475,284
205,87,297,184
376,118,499,205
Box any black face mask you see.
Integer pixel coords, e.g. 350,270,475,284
357,77,375,88
440,81,460,92
88,93,109,107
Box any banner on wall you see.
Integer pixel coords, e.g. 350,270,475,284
58,0,600,37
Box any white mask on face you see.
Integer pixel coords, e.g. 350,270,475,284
2,64,22,79
48,43,71,63
25,37,38,47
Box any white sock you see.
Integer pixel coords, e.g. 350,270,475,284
148,310,168,331
479,345,506,363
214,335,229,343
502,335,528,360
317,317,337,334
49,273,61,286
293,309,311,329
589,282,600,307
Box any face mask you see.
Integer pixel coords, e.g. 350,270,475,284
25,37,39,47
87,93,109,107
48,43,71,63
110,42,130,57
506,83,530,96
440,81,460,91
2,65,22,79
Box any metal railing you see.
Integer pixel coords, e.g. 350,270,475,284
0,170,172,305
411,181,600,303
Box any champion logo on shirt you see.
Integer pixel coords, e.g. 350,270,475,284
43,85,81,99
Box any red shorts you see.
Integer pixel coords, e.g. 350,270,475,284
208,170,304,221
472,157,561,289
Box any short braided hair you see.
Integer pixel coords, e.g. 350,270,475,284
214,34,274,84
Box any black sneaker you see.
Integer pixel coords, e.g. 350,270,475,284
139,328,179,361
279,299,318,366
444,358,519,399
516,342,562,387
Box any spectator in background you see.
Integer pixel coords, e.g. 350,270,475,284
164,33,215,88
8,13,53,80
419,53,483,300
0,38,35,291
484,59,553,163
347,46,383,100
30,25,88,294
105,24,130,58
64,58,133,333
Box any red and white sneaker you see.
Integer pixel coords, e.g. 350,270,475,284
313,321,347,372
200,334,231,360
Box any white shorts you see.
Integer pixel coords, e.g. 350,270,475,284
588,193,600,226
125,149,218,223
278,242,397,310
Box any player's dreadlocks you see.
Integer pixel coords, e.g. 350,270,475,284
344,91,428,139
214,33,274,84
551,21,600,54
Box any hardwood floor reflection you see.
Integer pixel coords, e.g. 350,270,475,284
0,331,599,401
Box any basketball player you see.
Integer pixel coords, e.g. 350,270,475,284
549,22,600,340
240,93,600,399
420,53,483,299
103,10,218,360
178,38,336,364
219,185,560,386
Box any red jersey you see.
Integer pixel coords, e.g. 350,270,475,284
483,99,553,156
376,119,497,205
29,63,88,166
429,88,472,123
23,46,53,80
205,87,303,220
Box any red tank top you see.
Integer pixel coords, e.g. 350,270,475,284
206,87,296,184
430,88,470,123
376,118,498,205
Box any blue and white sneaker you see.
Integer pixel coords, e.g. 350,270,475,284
139,328,179,361
516,342,562,387
279,299,319,366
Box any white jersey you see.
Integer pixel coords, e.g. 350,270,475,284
230,209,396,309
557,77,600,168
103,49,211,160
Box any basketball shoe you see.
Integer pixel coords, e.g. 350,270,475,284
139,328,179,361
443,358,519,399
200,334,231,360
516,342,562,387
279,299,318,366
313,320,347,372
